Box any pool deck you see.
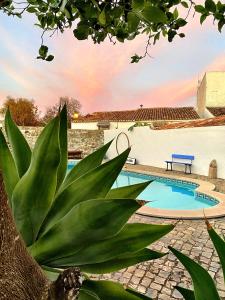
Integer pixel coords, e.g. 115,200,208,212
123,164,225,219
92,164,225,299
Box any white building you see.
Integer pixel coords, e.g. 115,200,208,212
72,71,225,130
197,71,225,118
71,107,200,130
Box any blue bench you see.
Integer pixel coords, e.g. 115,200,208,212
165,154,195,174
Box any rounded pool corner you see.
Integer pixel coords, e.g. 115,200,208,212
127,170,225,220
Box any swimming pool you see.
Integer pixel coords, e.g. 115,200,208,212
67,161,218,211
113,171,218,210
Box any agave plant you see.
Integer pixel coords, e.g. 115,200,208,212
0,105,174,299
169,219,225,300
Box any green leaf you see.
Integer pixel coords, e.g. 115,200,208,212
73,25,89,40
30,198,140,264
126,288,152,299
0,129,19,201
169,247,221,300
26,6,37,13
142,6,167,23
59,140,113,193
175,286,195,300
56,105,67,190
98,9,106,26
205,0,216,12
200,14,208,24
106,181,151,199
40,148,130,234
128,12,140,32
12,117,61,246
48,223,173,267
195,5,206,14
43,268,61,281
46,55,54,61
5,109,31,177
79,248,164,274
39,45,48,58
207,223,225,283
181,1,189,8
173,7,179,19
218,19,225,32
132,0,144,11
176,18,187,27
82,280,150,300
78,290,99,300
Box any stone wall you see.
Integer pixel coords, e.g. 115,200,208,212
19,127,104,157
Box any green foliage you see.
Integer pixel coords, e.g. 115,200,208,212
3,105,225,299
175,286,195,300
2,0,223,61
0,130,19,201
80,280,152,300
56,104,68,189
1,105,174,299
12,117,61,245
170,246,220,300
206,221,225,284
106,181,151,199
5,109,31,177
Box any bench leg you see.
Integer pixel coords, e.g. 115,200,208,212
166,162,169,171
185,165,192,174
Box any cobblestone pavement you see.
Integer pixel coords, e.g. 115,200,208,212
92,214,225,299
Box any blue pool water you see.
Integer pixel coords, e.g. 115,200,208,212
67,162,218,210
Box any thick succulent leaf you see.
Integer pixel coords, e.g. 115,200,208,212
169,247,221,300
0,129,19,201
5,109,32,177
30,198,140,264
43,269,60,281
106,181,151,199
56,104,68,190
12,117,61,246
58,140,113,194
49,223,173,267
79,290,99,300
79,248,165,274
175,286,195,300
207,222,225,284
81,280,150,300
126,288,152,299
41,148,130,235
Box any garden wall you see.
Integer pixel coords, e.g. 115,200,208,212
104,126,225,179
19,127,104,157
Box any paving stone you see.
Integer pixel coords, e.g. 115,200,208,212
95,215,225,299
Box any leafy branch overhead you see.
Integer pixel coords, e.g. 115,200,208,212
1,0,225,62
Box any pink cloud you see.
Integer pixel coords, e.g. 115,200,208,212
129,78,197,108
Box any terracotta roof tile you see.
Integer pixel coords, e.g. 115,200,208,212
155,115,225,130
207,106,225,117
75,107,200,122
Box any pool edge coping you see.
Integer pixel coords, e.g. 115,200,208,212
123,165,225,219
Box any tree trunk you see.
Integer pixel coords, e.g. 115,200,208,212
0,173,82,299
0,172,50,299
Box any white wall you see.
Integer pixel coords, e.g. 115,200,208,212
71,122,99,130
71,121,135,130
104,126,225,178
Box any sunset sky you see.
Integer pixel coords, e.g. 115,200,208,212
0,11,225,114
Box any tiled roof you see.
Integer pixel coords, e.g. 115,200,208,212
156,115,225,130
75,107,200,122
207,106,225,117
